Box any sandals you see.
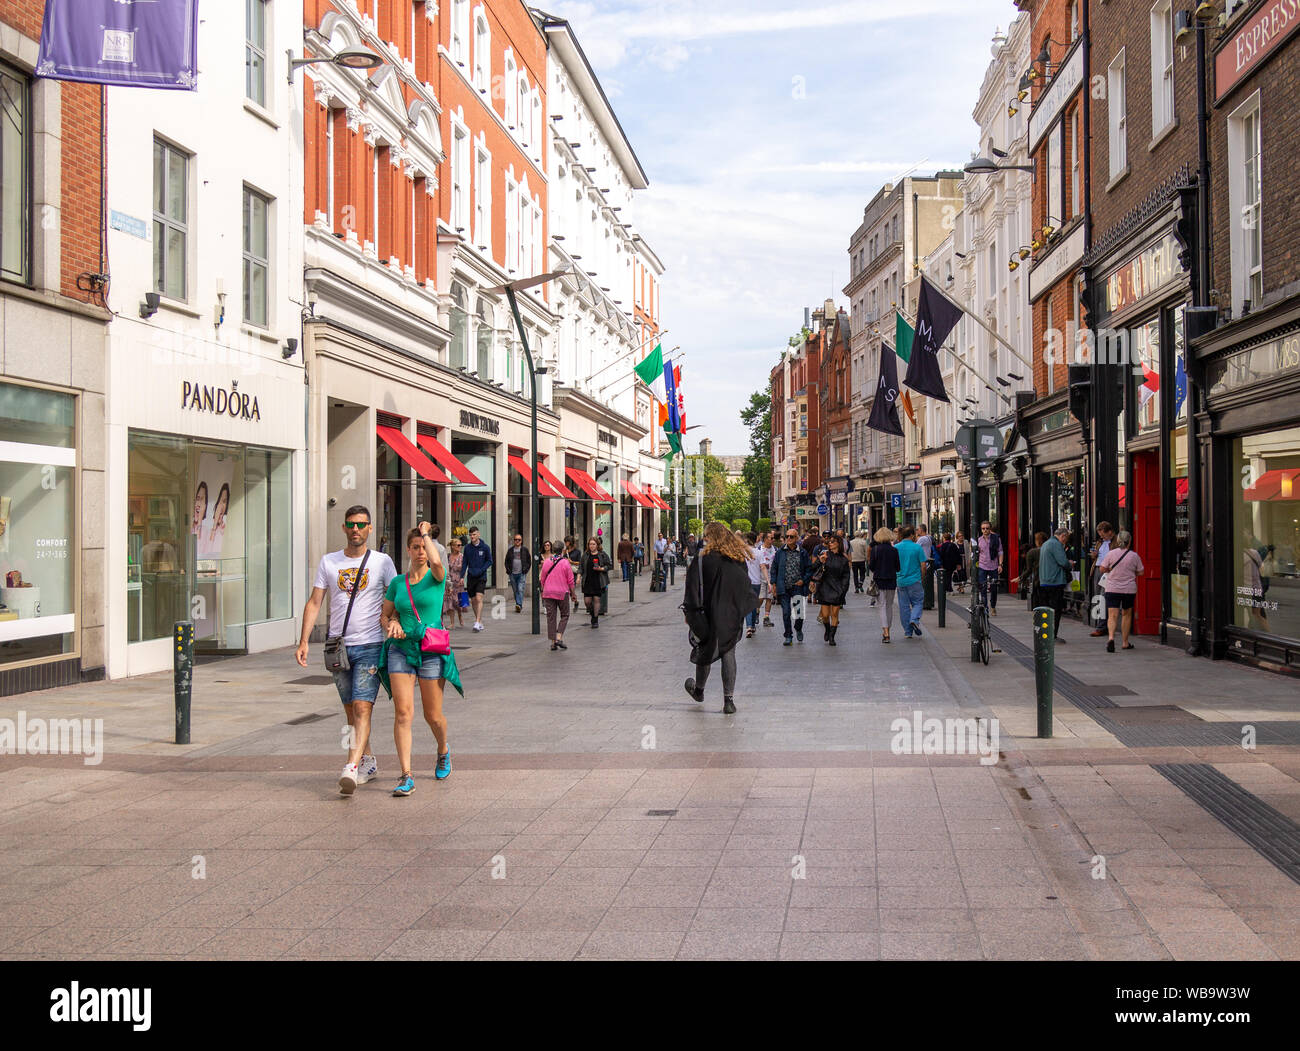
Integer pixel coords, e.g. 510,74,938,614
1122,643,1135,650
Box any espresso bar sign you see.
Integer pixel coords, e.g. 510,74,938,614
459,409,500,435
182,381,261,421
1217,0,1300,101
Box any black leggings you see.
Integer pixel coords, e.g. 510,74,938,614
695,649,737,698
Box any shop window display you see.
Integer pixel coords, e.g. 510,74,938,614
1233,425,1300,640
0,383,76,666
128,432,290,649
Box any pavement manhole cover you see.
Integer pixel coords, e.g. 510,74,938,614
284,711,333,725
646,809,678,817
1105,705,1202,725
286,675,334,686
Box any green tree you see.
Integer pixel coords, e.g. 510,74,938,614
669,454,727,521
717,480,752,523
739,388,772,522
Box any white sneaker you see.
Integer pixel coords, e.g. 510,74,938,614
357,755,378,784
338,762,358,795
473,622,483,632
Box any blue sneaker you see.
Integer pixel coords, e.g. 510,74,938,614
435,751,452,780
392,774,415,797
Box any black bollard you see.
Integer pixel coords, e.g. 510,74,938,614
628,568,635,602
936,568,947,628
669,559,675,586
1033,606,1054,738
174,620,193,744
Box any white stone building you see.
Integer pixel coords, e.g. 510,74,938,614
103,2,308,677
535,10,667,546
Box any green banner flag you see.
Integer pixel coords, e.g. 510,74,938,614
634,343,664,387
663,426,682,457
896,314,915,364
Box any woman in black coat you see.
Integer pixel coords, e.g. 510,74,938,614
682,522,758,714
868,526,901,643
812,535,852,645
580,537,612,628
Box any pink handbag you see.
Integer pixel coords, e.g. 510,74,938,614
405,577,452,656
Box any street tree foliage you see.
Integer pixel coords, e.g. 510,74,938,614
739,388,772,522
669,454,728,521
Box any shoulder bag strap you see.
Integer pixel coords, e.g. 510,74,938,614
404,574,425,633
338,549,370,638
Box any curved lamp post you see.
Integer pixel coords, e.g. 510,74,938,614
484,267,570,635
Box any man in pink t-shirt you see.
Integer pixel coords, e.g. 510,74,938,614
1097,529,1145,652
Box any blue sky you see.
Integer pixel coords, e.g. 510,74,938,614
546,0,1018,456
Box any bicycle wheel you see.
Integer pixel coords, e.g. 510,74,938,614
979,629,990,665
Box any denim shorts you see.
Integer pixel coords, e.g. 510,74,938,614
387,645,447,681
333,642,383,705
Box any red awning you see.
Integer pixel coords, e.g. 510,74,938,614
376,425,451,483
1243,468,1300,502
508,454,577,499
565,467,613,502
622,480,654,508
649,491,671,510
536,461,578,500
415,432,483,485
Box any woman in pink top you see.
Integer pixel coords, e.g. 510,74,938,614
1097,530,1145,652
539,540,581,651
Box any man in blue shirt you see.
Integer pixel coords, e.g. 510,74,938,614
895,525,927,638
462,526,493,632
1037,527,1073,642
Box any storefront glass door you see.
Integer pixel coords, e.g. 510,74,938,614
127,433,289,653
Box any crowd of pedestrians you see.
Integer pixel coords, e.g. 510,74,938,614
296,507,1149,788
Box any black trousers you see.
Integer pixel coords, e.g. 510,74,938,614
695,649,737,698
1039,585,1065,637
852,562,866,589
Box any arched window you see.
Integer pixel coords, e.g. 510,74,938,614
518,73,530,147
473,11,490,93
504,53,517,128
450,282,469,368
475,298,493,379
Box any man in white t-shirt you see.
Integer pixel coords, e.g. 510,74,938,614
757,532,777,627
296,505,397,795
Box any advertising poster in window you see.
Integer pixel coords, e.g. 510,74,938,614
193,453,234,561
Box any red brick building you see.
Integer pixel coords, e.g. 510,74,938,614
1081,0,1203,641
301,0,562,581
0,4,111,693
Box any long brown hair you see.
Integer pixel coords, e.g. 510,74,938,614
703,520,750,563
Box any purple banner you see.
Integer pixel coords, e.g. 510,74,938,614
35,0,199,90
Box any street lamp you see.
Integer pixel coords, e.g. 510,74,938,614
286,47,385,84
483,266,570,636
964,155,1035,175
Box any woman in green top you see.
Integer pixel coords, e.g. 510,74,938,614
379,523,462,796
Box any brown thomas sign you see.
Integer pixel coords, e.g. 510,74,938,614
1217,0,1300,101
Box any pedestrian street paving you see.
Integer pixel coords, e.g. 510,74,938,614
1,584,1297,960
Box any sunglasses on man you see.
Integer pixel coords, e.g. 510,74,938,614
345,521,370,530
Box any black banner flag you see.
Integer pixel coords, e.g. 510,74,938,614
903,275,959,402
866,342,904,437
